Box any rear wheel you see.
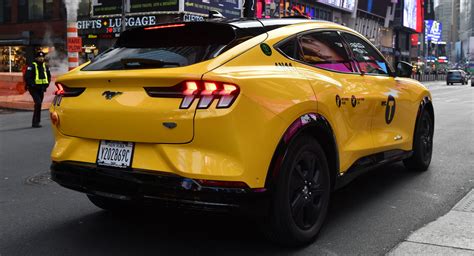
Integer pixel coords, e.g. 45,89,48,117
87,194,133,211
404,110,434,172
264,135,331,246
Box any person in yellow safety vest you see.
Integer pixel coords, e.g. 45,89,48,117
24,51,51,128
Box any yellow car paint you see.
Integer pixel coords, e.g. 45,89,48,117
50,21,431,189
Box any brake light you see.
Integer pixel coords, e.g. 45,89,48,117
144,23,186,30
53,82,85,97
55,83,65,95
183,81,198,96
144,81,240,109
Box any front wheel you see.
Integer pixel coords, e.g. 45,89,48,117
404,110,434,172
264,135,331,246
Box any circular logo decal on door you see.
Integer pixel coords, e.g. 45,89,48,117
260,43,272,56
385,95,396,124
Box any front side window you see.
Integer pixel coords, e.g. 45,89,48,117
341,32,390,75
297,31,355,73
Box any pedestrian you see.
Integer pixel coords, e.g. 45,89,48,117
24,51,51,128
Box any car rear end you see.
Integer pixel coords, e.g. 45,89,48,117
49,21,291,214
447,70,463,84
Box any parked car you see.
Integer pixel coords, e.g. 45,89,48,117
50,19,434,246
447,70,468,85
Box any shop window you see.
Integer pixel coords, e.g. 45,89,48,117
297,31,355,73
342,32,390,75
0,47,27,72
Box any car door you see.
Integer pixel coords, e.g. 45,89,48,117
340,32,414,151
282,30,380,172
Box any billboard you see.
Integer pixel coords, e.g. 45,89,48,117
92,0,179,16
317,0,356,12
403,0,417,30
184,0,241,18
357,0,392,17
424,20,442,42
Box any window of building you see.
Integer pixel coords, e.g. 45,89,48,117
44,0,54,19
18,0,28,22
28,0,44,20
341,32,391,75
297,31,355,73
0,0,12,23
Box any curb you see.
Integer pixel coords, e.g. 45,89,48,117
388,189,474,255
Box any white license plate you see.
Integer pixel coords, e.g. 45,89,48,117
97,141,134,168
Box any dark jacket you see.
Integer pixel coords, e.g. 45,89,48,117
25,61,51,89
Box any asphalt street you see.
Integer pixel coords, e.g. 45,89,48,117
1,80,473,256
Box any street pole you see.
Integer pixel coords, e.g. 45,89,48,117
8,46,11,73
121,0,130,32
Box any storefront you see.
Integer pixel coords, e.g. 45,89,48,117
0,46,26,72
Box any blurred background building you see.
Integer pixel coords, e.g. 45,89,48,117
0,0,472,74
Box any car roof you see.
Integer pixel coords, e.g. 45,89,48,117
221,18,337,35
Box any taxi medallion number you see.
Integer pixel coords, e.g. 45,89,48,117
97,141,134,168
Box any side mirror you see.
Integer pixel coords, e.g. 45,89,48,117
396,61,413,78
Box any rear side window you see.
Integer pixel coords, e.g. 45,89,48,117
83,23,237,71
297,31,355,73
341,32,390,75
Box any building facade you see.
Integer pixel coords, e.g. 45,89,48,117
459,0,474,71
0,0,66,72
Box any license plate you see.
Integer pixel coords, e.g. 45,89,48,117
97,140,134,168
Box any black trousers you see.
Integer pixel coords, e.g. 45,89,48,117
28,86,45,125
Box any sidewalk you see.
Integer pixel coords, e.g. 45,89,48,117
388,189,474,256
0,72,58,110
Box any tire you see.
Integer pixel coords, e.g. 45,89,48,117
403,110,434,172
87,194,133,211
264,135,331,246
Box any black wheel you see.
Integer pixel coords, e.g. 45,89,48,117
87,194,133,211
264,135,331,246
404,110,434,172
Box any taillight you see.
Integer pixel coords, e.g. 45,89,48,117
54,83,85,97
55,83,65,95
144,80,240,109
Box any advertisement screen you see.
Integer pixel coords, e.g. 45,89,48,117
403,0,418,30
184,0,241,18
425,20,442,42
93,0,179,16
342,0,356,11
358,0,392,17
316,0,356,11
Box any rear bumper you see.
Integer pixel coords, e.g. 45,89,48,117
51,161,270,215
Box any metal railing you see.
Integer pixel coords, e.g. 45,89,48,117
410,73,446,82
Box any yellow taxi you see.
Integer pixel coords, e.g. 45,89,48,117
50,19,434,246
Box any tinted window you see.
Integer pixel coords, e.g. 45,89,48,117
83,23,237,71
277,37,298,59
297,31,355,73
342,33,390,75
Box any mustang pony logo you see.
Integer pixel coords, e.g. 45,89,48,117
102,91,123,100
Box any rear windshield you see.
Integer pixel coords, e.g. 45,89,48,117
82,23,237,71
448,71,461,76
